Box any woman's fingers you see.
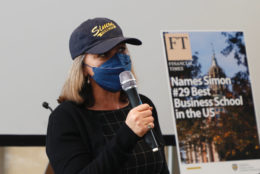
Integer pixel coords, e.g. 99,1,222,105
142,116,154,125
135,104,152,112
125,104,155,137
139,109,153,118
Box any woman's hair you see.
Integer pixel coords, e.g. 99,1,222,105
58,55,85,104
58,54,130,107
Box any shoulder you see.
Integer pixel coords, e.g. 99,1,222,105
56,100,80,111
139,94,155,106
53,100,85,115
48,101,83,125
139,94,160,119
140,94,157,113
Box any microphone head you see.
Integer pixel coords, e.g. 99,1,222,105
119,71,137,91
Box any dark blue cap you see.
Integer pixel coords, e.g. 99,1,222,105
69,17,142,60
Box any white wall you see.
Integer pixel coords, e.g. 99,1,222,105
0,0,259,135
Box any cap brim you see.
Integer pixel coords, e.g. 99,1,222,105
86,37,142,54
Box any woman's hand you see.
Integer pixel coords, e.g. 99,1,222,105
125,104,154,137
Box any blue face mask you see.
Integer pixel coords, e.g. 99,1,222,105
86,53,132,92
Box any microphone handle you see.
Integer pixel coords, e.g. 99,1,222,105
127,88,142,108
126,88,159,152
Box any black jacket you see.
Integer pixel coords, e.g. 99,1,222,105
46,94,169,174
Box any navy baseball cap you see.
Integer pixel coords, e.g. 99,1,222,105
69,17,142,60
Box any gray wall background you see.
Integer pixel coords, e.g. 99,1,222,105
0,0,259,135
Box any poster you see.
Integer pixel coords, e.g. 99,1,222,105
162,31,260,174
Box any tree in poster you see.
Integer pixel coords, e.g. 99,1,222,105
212,32,260,160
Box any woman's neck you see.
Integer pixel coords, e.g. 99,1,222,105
88,80,128,110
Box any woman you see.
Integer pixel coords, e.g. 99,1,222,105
46,17,169,174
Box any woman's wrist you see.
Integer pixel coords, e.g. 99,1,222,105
115,122,141,153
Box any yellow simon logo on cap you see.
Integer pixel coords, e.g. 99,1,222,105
91,22,116,37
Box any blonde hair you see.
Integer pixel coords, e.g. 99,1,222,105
58,55,85,104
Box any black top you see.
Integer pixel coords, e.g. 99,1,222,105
46,94,169,174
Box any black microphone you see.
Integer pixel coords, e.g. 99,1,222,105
119,71,159,152
42,101,53,113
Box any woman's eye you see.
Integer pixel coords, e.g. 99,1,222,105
118,46,126,53
98,53,107,58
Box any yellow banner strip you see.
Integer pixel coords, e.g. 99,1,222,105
187,167,201,170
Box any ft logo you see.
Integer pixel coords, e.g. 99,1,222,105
163,32,192,61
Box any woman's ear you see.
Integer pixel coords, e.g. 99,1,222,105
83,66,95,76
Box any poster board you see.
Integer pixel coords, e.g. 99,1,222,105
162,31,260,174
